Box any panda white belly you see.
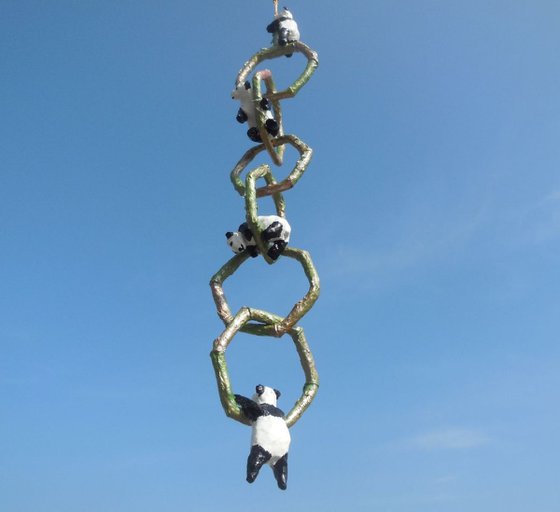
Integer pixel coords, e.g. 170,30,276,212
252,416,291,465
257,215,291,242
282,20,300,41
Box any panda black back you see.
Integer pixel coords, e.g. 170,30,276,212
259,403,285,418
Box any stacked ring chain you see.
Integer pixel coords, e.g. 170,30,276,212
209,3,320,490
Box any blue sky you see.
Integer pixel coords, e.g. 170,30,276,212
1,1,559,510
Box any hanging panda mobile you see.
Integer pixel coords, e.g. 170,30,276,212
210,1,319,490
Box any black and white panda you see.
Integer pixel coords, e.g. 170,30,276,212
235,384,290,490
232,81,280,143
225,215,291,261
266,7,300,56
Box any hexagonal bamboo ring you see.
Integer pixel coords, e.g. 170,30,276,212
210,306,319,427
230,134,312,199
210,246,320,336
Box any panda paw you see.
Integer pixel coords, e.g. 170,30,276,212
236,108,248,124
267,240,287,261
265,119,280,137
248,246,259,258
259,98,271,111
247,127,262,143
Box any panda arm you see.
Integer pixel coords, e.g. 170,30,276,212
266,19,279,33
247,246,259,258
234,394,262,422
238,222,253,241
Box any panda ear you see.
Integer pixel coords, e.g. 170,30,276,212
274,389,281,399
225,232,233,239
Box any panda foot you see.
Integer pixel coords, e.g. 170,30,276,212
236,108,248,124
260,98,271,111
273,454,288,491
265,119,280,137
267,240,287,261
247,127,262,143
248,246,259,258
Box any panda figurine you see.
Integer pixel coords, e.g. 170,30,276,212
225,215,291,261
235,384,290,490
232,81,280,143
266,7,300,56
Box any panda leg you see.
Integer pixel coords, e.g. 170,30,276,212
247,445,271,484
272,453,288,490
267,240,287,261
278,28,288,46
262,221,283,241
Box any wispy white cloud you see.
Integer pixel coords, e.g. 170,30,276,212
322,204,487,287
434,474,457,484
515,188,560,244
325,185,560,290
406,427,490,450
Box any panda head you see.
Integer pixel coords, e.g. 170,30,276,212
280,7,294,20
253,384,281,406
226,231,247,254
231,80,251,100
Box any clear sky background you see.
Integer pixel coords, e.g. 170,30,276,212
2,1,560,511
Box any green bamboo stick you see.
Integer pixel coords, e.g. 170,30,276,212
284,326,320,427
210,351,251,425
244,165,275,265
252,70,285,166
210,255,282,337
210,252,251,324
236,42,319,102
273,247,320,336
230,144,263,196
230,134,312,200
256,136,312,197
210,247,320,335
209,307,319,427
210,254,283,336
